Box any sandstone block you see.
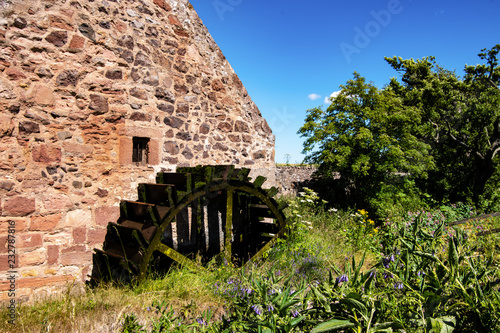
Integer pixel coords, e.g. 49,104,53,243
130,87,149,100
63,142,94,155
45,30,68,47
89,94,109,115
65,209,91,228
5,67,27,80
47,245,59,265
72,227,86,244
30,214,62,231
19,248,46,266
105,68,123,80
0,254,18,270
68,35,85,51
0,79,16,99
154,0,172,12
95,206,119,226
56,69,79,87
0,218,27,234
49,15,74,31
0,114,14,137
43,194,73,213
18,233,43,249
4,197,36,217
19,121,40,135
163,141,179,155
235,120,250,133
30,84,56,106
32,144,62,163
217,122,233,133
87,228,106,246
60,250,91,266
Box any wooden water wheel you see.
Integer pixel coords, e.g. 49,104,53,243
89,165,287,284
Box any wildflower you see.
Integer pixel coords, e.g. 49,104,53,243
251,305,263,316
373,228,379,233
369,270,377,278
267,304,274,312
337,274,349,283
146,307,151,311
383,273,393,279
197,318,207,326
368,219,375,225
417,271,426,277
394,282,404,290
359,209,368,216
291,309,300,318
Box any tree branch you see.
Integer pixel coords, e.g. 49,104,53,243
445,120,484,160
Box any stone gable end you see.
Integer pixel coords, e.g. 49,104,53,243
0,0,275,301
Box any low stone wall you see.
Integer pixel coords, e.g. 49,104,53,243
275,165,318,196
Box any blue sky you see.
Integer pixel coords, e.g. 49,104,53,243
188,0,500,163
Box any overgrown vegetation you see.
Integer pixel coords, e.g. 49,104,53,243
2,189,500,332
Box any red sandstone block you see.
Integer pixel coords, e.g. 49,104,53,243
3,196,36,217
0,218,27,234
87,228,106,246
0,275,75,291
61,245,86,253
95,206,119,226
154,0,172,12
0,254,18,270
30,213,61,231
0,234,8,254
68,35,85,51
72,227,86,244
17,233,43,249
5,67,27,80
60,250,92,266
47,245,59,265
32,144,62,163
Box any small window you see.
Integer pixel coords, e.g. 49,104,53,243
132,137,149,166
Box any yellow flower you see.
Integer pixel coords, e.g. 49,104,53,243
373,228,379,233
368,219,375,225
358,209,368,216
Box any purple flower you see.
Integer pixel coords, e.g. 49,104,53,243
337,274,348,283
197,318,207,326
417,271,426,277
291,309,300,318
251,305,263,316
267,304,274,312
383,273,393,279
369,271,377,278
394,282,404,289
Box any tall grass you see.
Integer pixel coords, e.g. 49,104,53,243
1,191,499,332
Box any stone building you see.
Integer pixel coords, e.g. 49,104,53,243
0,0,275,300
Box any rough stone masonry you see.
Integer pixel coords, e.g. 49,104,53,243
0,0,276,301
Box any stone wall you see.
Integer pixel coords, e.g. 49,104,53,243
0,0,275,301
275,165,318,196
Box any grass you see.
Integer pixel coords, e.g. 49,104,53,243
1,192,499,332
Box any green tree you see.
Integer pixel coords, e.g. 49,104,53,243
386,44,500,203
299,73,433,215
300,45,500,213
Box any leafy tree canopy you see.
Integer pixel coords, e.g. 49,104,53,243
300,45,500,214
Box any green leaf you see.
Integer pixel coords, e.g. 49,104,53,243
311,319,356,333
427,316,456,333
